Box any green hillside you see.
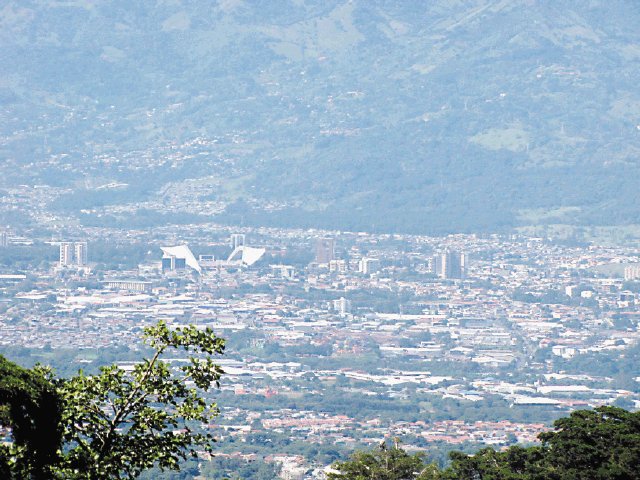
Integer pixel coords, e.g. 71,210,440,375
2,1,640,233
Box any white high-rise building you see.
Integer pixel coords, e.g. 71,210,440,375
359,257,380,275
74,242,88,266
333,297,352,316
59,243,74,266
59,242,88,267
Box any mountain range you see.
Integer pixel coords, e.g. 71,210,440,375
2,0,640,234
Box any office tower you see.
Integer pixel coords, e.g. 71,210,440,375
60,242,74,266
433,251,466,279
315,237,335,264
230,233,246,250
162,255,187,273
162,255,174,273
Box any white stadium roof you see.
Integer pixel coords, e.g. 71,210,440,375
161,245,201,273
227,246,266,266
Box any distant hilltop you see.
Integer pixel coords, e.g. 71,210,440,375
2,1,640,234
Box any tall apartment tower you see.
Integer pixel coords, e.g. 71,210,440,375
315,237,335,264
60,242,88,267
230,233,246,250
74,242,88,266
333,297,352,316
433,251,466,279
0,231,7,247
59,242,74,267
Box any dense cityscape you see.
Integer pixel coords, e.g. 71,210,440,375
1,220,638,478
2,1,640,478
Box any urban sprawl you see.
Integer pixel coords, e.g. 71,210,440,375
1,223,639,478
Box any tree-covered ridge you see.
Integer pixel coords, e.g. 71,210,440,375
329,406,640,480
2,1,640,233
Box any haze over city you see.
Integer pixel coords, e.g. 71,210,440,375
1,1,640,479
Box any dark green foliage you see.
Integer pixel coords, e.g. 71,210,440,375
332,407,640,480
538,406,640,480
54,321,225,479
444,407,640,479
0,355,63,479
328,440,438,480
1,322,225,480
0,244,58,268
199,456,281,479
442,447,546,480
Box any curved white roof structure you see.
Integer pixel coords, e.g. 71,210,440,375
227,246,266,266
161,245,201,273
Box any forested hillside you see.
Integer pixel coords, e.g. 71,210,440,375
2,1,640,233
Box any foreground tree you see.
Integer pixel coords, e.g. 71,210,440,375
1,321,225,479
331,407,640,480
538,406,640,480
443,406,640,480
327,440,440,480
55,321,225,479
0,356,63,479
442,446,546,480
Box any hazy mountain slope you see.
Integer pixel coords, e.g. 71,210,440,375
1,1,639,233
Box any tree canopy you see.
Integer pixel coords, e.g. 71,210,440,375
0,355,63,479
0,321,225,479
327,439,439,480
330,406,640,480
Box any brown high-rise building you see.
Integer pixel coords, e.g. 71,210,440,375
433,251,466,279
315,238,335,264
